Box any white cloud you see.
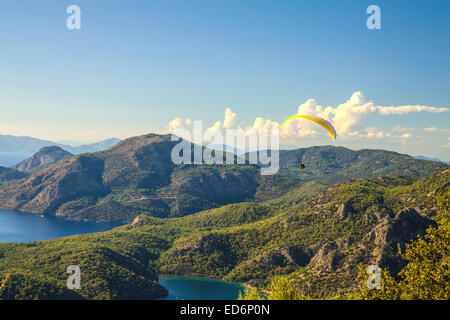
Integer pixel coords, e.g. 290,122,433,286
166,91,447,144
211,120,221,130
361,127,412,139
424,127,450,133
400,133,412,139
275,92,375,138
377,105,448,115
364,127,385,139
323,91,377,136
297,99,324,115
251,117,282,133
204,120,222,136
223,108,237,129
168,117,192,132
293,91,447,137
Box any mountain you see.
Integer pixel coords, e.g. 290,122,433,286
12,146,73,173
80,138,122,152
0,166,447,299
0,134,299,222
0,134,120,166
414,155,449,164
0,133,445,223
0,166,28,186
253,146,447,184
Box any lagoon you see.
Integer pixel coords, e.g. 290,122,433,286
157,276,246,300
0,208,121,243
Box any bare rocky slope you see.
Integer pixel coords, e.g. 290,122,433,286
12,146,73,173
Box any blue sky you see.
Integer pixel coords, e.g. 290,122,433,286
0,0,449,160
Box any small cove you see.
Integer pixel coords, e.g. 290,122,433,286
157,276,246,300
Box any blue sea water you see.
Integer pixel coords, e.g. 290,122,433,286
0,208,122,243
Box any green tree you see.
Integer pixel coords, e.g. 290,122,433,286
238,287,265,300
239,275,312,300
349,264,402,300
397,194,449,299
355,193,449,300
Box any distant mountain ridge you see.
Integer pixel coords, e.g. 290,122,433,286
252,146,447,184
0,135,121,166
0,133,445,223
12,146,73,173
413,155,449,164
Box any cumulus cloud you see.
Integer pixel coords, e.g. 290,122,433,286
290,91,447,137
210,121,221,130
291,91,447,137
322,91,377,136
223,108,237,129
168,117,192,132
251,117,280,132
203,108,236,132
166,91,447,143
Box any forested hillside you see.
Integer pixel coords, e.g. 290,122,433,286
0,166,28,187
1,166,447,299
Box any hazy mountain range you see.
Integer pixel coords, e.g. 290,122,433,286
0,134,121,166
413,155,449,164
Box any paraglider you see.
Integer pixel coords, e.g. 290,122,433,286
281,114,337,141
281,114,337,170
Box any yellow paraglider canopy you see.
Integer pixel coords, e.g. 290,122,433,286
281,115,337,141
